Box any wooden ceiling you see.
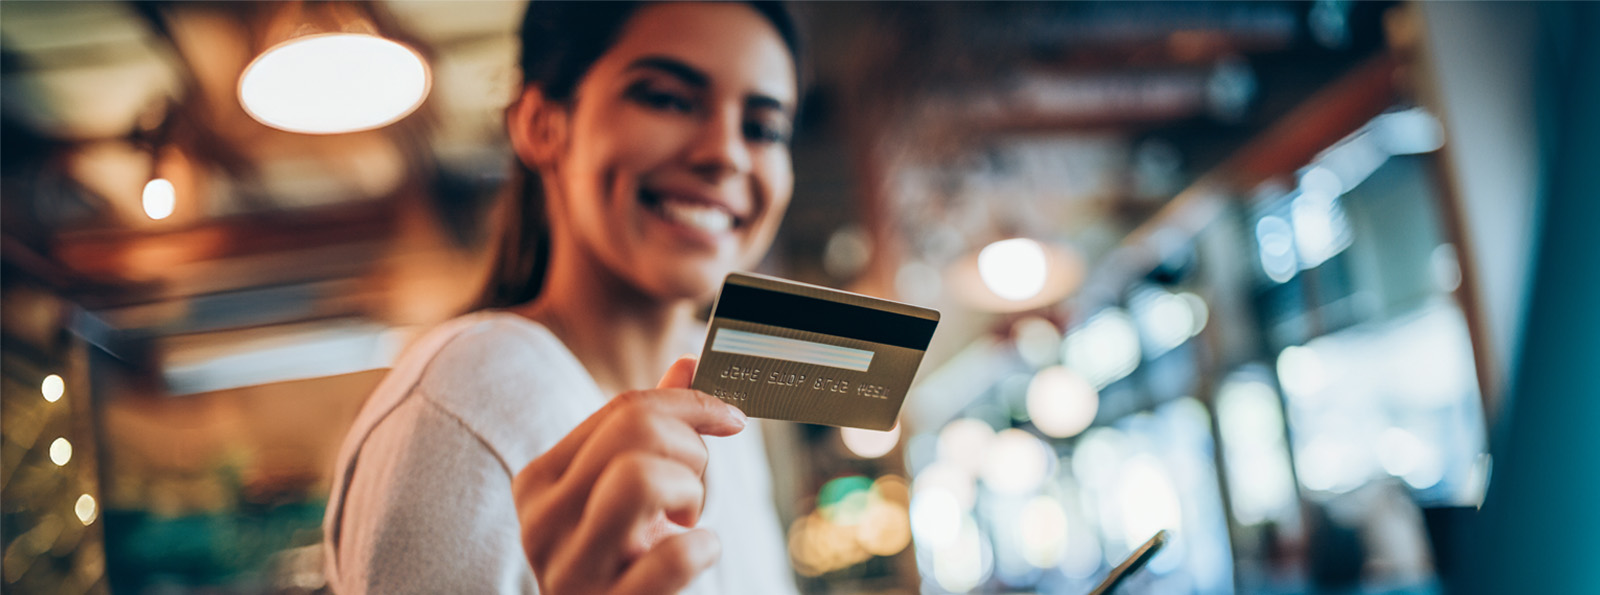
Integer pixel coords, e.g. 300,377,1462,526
0,1,1393,393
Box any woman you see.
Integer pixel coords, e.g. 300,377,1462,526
322,2,803,593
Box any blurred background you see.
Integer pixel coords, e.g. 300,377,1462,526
3,1,1597,594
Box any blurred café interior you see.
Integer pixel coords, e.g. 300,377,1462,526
2,1,1597,594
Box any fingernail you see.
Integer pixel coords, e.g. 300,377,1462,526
728,405,748,426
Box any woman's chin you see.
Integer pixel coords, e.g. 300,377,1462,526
635,260,735,303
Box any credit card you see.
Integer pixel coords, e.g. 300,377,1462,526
692,272,940,430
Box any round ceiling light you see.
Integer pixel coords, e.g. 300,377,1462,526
239,33,430,135
946,239,1086,313
978,238,1048,301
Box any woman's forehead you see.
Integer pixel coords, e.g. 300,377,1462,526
593,3,797,105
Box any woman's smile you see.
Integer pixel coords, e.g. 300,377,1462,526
639,184,751,242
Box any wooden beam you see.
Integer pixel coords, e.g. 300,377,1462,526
1086,53,1401,296
1219,54,1400,188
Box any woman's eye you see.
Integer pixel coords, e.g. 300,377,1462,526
627,83,694,114
744,120,792,145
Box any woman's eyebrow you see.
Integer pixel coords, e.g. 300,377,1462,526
746,94,794,117
625,56,709,88
626,55,795,114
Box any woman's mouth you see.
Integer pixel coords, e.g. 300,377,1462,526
641,189,742,235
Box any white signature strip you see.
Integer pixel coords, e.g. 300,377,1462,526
711,328,874,372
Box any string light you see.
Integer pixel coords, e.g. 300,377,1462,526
142,178,176,220
49,438,72,466
75,494,98,526
41,374,64,403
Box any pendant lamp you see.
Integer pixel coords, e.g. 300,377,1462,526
237,1,430,135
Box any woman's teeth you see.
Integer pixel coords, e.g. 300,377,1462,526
658,200,734,233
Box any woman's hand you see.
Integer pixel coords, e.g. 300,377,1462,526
512,355,746,594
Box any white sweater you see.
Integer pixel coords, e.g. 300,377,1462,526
323,312,797,594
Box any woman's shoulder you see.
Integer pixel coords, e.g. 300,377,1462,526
399,311,567,377
382,311,605,464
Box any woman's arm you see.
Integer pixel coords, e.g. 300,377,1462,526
333,394,535,594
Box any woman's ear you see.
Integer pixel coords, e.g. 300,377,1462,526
508,86,570,170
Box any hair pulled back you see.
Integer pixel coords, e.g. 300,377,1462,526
481,1,802,308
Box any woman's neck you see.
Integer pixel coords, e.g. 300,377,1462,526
517,254,702,399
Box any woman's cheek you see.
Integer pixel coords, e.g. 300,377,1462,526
614,109,697,162
760,153,795,215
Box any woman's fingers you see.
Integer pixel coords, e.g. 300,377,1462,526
516,394,621,488
546,452,705,590
557,388,743,498
518,385,740,491
516,387,742,570
514,363,742,593
610,528,722,595
627,388,746,437
657,355,698,390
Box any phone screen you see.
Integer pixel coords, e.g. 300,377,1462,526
1087,530,1170,595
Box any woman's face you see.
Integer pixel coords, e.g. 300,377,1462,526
535,2,797,301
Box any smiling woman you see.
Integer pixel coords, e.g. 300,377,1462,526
509,4,797,306
322,3,803,595
484,2,801,310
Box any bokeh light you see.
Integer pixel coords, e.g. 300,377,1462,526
1255,215,1297,283
1180,292,1210,334
1377,427,1445,490
1276,345,1327,400
1072,428,1127,490
938,418,996,476
1117,455,1183,547
910,487,964,549
49,437,72,466
41,374,64,403
841,423,901,459
1012,316,1063,368
142,178,176,220
1372,107,1445,155
791,475,914,576
1216,379,1297,525
1025,366,1099,438
914,461,976,510
1296,434,1365,493
981,429,1053,495
978,238,1048,301
858,477,912,556
1019,495,1070,568
932,516,992,593
1060,308,1142,388
819,475,874,526
75,494,97,526
1290,187,1352,269
1132,288,1197,355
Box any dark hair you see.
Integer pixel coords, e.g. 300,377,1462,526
480,1,803,308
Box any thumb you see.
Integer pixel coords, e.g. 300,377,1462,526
657,354,699,389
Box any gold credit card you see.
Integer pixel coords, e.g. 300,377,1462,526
692,272,940,430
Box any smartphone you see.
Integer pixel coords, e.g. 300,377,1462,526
1087,529,1170,595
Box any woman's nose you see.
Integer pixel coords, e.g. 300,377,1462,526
686,108,752,182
